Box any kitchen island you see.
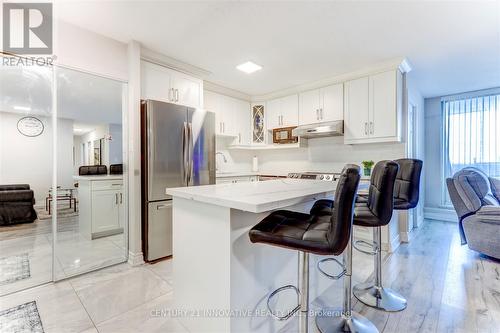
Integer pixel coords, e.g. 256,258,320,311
166,179,339,333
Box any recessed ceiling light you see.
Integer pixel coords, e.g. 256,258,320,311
236,61,262,74
14,105,31,111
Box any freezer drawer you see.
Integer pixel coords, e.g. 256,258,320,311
147,201,173,261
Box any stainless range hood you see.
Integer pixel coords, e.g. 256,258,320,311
292,120,344,138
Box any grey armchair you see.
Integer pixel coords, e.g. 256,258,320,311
446,167,500,259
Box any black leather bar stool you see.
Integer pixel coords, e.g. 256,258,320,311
310,159,423,313
249,166,362,333
352,158,422,312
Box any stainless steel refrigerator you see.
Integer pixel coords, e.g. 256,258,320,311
141,100,215,262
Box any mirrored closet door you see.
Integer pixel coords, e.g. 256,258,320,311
54,67,128,280
0,56,129,294
0,56,54,295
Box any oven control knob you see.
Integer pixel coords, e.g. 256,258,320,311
319,175,324,180
325,175,331,181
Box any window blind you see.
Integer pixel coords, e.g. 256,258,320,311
443,92,500,184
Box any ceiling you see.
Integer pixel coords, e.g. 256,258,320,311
55,1,500,98
0,63,123,124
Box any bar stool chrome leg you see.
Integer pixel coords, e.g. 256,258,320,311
298,251,310,333
353,226,407,312
316,236,378,333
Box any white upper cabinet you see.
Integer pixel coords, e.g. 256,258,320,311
266,94,298,130
320,84,344,122
369,71,399,139
141,61,203,108
266,98,281,130
203,91,251,145
299,83,343,125
344,70,402,144
141,61,172,103
344,77,369,141
172,72,203,108
299,89,321,125
280,94,299,127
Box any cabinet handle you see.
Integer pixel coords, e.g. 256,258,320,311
115,193,118,204
316,109,319,120
157,204,169,210
364,122,368,135
370,122,374,134
222,122,225,133
120,193,123,204
320,108,323,120
175,89,179,102
238,133,241,143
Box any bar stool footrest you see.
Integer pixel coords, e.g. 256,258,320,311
267,284,301,321
317,257,346,280
353,240,378,255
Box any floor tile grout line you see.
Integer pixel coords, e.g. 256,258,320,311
68,266,173,329
69,279,100,332
143,262,174,286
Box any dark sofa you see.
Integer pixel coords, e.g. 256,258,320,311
0,184,37,226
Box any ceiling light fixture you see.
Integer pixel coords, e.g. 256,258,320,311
236,61,262,74
13,105,31,111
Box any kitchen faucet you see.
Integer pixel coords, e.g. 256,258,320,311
216,152,227,171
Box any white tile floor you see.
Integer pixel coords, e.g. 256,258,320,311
0,260,185,333
0,215,127,296
0,248,377,333
2,220,497,333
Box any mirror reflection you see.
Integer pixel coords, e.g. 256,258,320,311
55,67,127,280
0,58,54,295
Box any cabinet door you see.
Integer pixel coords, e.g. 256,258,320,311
204,91,225,135
172,72,202,108
141,61,173,103
344,77,369,142
220,95,237,136
91,189,120,234
280,94,299,127
320,84,343,122
234,99,251,145
266,98,282,129
299,89,320,125
369,71,397,139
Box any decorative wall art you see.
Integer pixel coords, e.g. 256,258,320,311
17,117,44,137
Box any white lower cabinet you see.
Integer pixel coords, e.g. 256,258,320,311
216,176,258,184
77,177,124,240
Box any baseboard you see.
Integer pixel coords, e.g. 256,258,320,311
128,251,145,266
424,207,458,222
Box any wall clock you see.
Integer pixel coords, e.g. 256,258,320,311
17,116,44,137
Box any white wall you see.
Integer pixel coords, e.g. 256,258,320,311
407,72,426,227
55,20,128,81
0,112,73,203
108,124,123,165
257,138,406,173
424,97,443,209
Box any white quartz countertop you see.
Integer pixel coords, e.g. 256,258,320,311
73,175,123,181
166,179,337,213
215,171,287,178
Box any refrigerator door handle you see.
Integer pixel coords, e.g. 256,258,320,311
182,121,189,185
187,122,194,185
